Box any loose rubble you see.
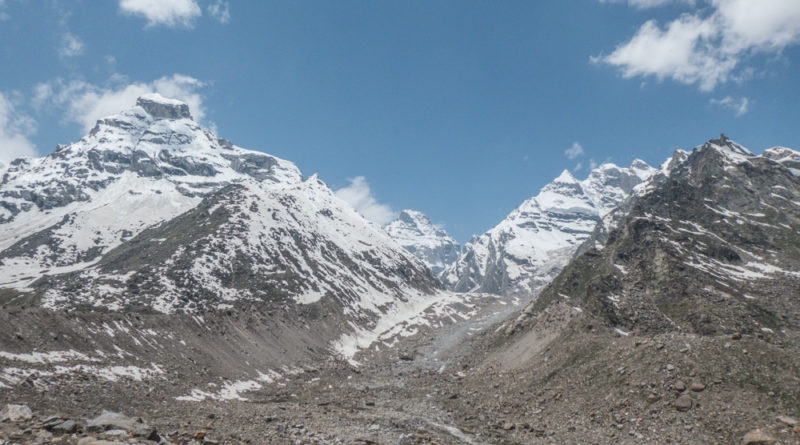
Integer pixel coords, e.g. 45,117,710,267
0,404,229,445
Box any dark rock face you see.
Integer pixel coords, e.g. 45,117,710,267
221,153,279,181
136,95,192,120
517,138,800,337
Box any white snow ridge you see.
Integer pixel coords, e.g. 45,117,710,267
442,160,656,296
385,209,462,276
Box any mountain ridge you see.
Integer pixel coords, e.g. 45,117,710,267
0,96,441,335
511,135,800,336
0,94,302,290
384,209,462,276
441,158,657,296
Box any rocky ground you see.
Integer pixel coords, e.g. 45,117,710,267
2,301,800,444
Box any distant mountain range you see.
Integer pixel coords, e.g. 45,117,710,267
436,159,656,296
2,94,798,365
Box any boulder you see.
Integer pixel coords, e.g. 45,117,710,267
86,411,141,432
50,420,80,434
0,404,33,422
673,394,692,412
742,429,776,445
690,382,706,392
86,410,157,439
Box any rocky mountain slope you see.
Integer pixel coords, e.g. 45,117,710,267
515,135,800,336
441,136,800,444
25,176,440,315
385,209,462,276
442,160,656,296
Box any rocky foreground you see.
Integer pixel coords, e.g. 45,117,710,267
0,403,217,444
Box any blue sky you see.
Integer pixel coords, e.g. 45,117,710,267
1,0,799,242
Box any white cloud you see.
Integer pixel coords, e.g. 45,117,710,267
564,141,585,159
572,162,583,172
334,176,397,225
119,0,201,28
588,159,599,170
59,33,84,58
0,92,38,164
0,0,8,21
34,74,206,132
208,0,230,24
597,0,800,91
714,0,800,51
710,95,749,116
596,15,731,91
599,0,695,9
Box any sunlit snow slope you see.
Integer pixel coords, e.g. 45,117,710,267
385,210,462,276
442,160,656,296
0,94,300,290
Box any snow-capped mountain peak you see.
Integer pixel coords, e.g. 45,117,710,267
629,158,652,173
442,159,656,296
385,210,462,276
702,133,753,163
552,169,578,184
393,210,445,238
763,146,800,168
660,149,690,176
1,94,447,365
0,95,301,289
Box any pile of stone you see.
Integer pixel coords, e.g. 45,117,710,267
0,403,220,445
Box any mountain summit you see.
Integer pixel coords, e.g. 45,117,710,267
517,137,800,336
384,210,462,275
441,160,656,296
0,96,439,322
0,95,301,290
136,93,193,120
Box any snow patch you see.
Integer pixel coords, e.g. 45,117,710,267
0,350,97,364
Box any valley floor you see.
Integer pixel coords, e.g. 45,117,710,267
2,303,800,444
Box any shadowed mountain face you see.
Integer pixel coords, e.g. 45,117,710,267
516,136,800,336
24,176,440,316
